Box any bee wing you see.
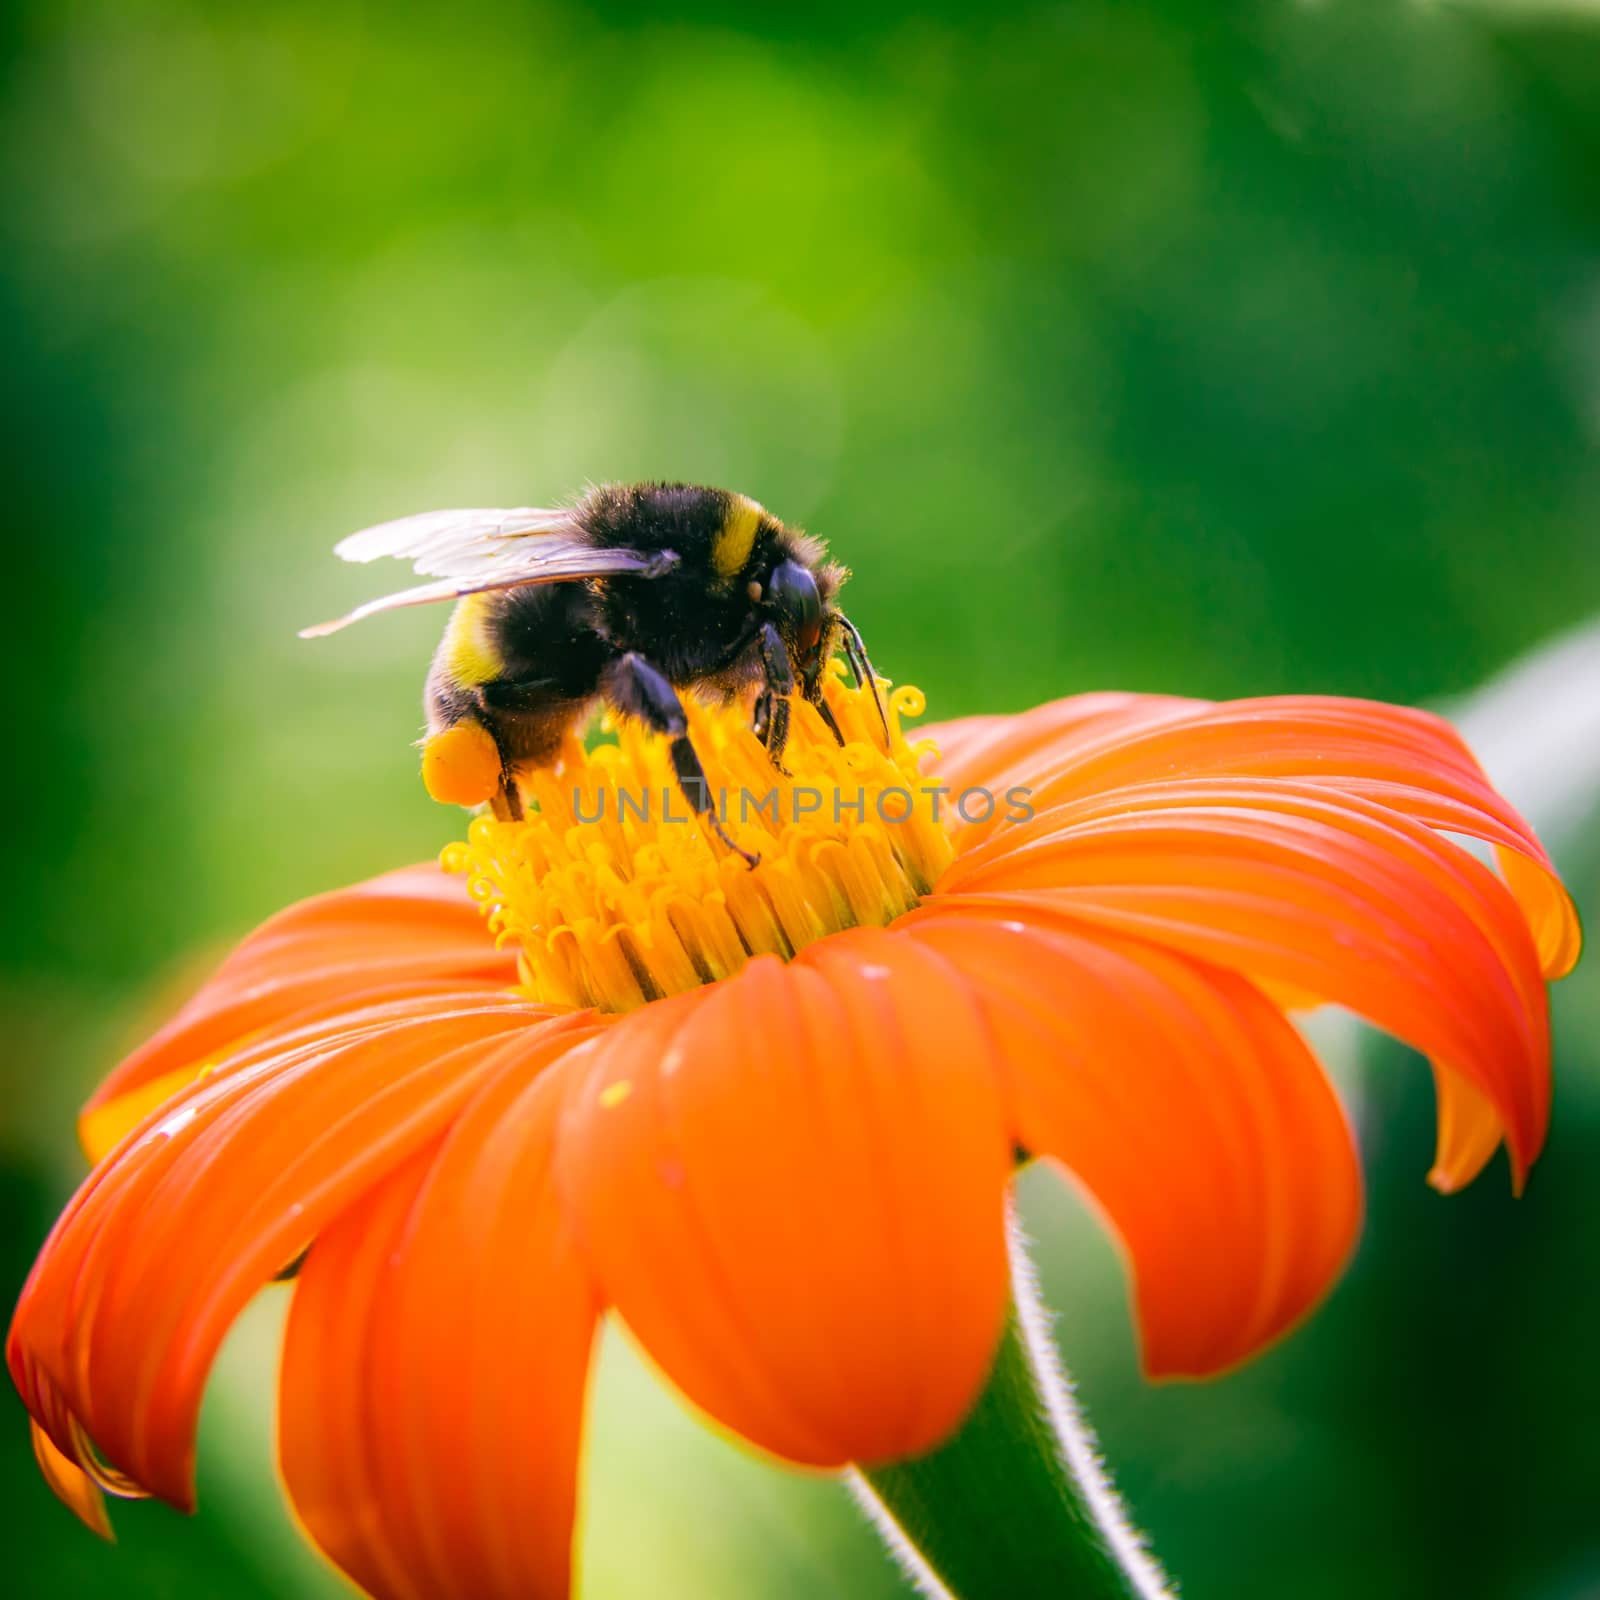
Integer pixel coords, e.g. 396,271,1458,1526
331,506,593,578
301,506,675,638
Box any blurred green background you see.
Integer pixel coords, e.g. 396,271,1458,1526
4,0,1600,1594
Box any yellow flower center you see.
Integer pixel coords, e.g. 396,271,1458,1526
441,668,953,1012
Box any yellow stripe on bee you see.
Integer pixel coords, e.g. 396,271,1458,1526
712,494,763,579
442,593,503,687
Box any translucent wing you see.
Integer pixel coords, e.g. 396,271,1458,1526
300,506,676,638
332,506,590,579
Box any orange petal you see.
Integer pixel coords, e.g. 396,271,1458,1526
931,694,1579,979
80,1063,213,1169
920,694,1200,821
556,935,1013,1468
8,995,550,1510
931,777,1552,1189
899,914,1362,1377
80,977,519,1167
281,1021,604,1600
84,863,515,1123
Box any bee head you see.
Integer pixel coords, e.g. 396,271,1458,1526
758,546,869,726
764,558,825,666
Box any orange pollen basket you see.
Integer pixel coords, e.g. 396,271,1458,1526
441,669,955,1012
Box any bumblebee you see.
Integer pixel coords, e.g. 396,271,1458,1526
302,481,885,863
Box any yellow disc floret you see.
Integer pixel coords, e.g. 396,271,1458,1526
441,667,953,1012
422,721,504,808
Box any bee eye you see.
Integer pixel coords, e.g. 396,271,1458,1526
767,559,823,652
747,579,763,603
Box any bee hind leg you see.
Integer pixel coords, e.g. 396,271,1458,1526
489,777,524,822
604,652,759,868
422,717,516,815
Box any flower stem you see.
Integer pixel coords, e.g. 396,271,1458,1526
854,1225,1172,1600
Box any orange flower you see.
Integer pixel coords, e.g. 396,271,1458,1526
7,674,1579,1599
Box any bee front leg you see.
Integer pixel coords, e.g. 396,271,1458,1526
603,652,759,868
834,612,890,748
756,622,795,773
801,670,846,746
813,694,846,745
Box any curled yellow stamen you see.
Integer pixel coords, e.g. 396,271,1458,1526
442,667,953,1012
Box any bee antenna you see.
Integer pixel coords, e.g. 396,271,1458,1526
834,613,891,747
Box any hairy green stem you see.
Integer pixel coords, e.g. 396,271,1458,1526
853,1225,1171,1600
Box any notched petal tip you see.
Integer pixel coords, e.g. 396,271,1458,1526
1497,845,1583,981
1428,1065,1522,1196
31,1421,115,1541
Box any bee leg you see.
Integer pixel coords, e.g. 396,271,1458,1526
470,682,555,822
756,622,795,774
752,688,792,773
763,698,792,774
806,683,846,746
423,715,519,815
490,777,524,822
834,613,890,749
604,652,759,868
800,660,845,745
